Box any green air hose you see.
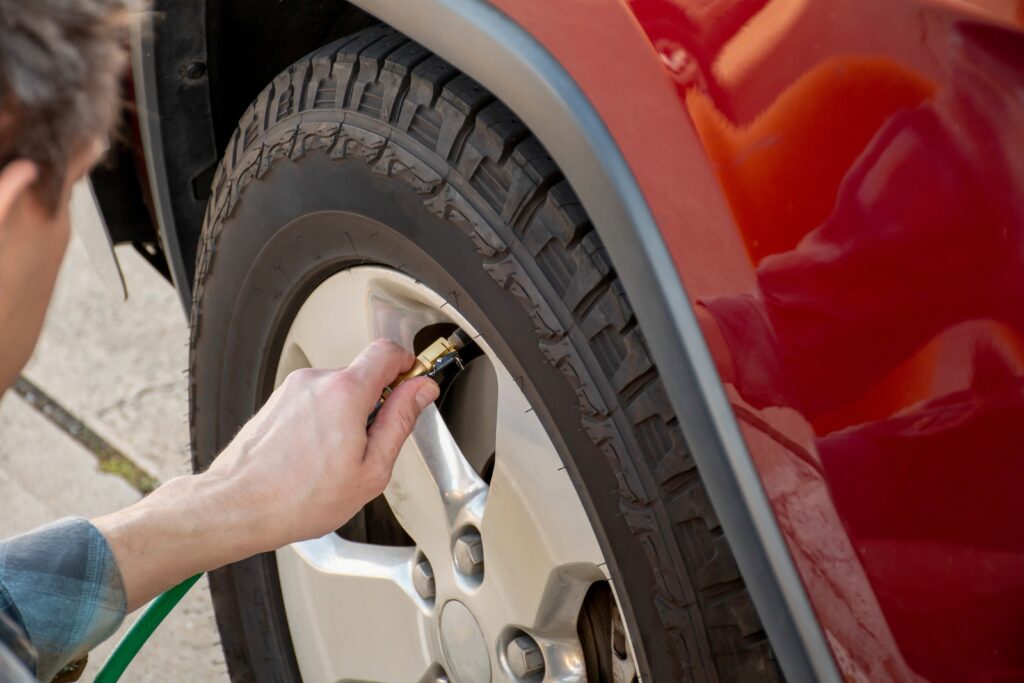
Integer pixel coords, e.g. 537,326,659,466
93,573,203,683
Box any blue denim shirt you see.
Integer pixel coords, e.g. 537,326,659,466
0,518,126,682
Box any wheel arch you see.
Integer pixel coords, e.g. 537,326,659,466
130,1,836,679
96,0,377,305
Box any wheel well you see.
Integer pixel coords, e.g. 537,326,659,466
93,0,377,293
205,0,378,156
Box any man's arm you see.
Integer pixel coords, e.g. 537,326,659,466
0,339,437,682
94,338,439,611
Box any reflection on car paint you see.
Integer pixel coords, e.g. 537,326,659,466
493,0,1024,679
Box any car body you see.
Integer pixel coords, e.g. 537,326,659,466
90,1,1024,680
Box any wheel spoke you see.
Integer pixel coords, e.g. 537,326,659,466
476,367,605,636
386,404,487,569
276,266,453,382
365,278,451,349
276,537,438,682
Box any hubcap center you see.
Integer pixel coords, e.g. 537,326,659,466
439,601,490,682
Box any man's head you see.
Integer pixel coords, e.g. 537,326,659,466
0,0,137,389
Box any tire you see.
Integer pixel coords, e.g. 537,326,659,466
189,25,776,682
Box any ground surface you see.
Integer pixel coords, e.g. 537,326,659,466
0,184,229,681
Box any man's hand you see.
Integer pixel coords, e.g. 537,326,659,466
207,339,440,547
93,339,439,611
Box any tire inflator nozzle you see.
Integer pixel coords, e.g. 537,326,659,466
367,329,470,426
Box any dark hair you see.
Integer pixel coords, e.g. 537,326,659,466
0,0,140,211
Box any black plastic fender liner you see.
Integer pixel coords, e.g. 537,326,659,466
130,3,216,309
340,1,840,681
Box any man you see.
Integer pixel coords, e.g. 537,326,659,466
0,1,439,681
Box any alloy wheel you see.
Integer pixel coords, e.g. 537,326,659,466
272,266,637,682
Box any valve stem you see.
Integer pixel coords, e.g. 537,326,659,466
366,330,468,426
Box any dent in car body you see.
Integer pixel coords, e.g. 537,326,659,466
489,0,1024,680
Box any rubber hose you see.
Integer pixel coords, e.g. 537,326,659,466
93,573,203,683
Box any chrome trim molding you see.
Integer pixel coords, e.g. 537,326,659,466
347,1,840,680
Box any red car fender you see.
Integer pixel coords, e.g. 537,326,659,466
354,0,1024,680
491,1,1024,681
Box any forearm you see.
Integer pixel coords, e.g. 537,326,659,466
92,471,266,612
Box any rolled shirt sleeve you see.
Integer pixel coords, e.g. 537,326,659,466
0,518,127,681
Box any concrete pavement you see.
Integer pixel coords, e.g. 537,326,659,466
0,183,228,681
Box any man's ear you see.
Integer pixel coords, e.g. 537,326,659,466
0,160,39,225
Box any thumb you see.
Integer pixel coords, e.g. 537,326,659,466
364,377,440,467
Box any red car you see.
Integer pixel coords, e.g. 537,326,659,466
87,0,1024,680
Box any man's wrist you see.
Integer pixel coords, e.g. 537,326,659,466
93,470,267,611
149,470,276,570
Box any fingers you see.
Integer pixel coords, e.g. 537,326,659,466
337,338,416,415
364,377,439,472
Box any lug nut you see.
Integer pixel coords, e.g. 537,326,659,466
453,531,484,576
507,635,544,678
412,559,435,600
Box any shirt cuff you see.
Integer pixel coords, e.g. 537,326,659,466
0,517,127,681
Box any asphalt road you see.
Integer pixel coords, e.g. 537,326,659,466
0,184,228,681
